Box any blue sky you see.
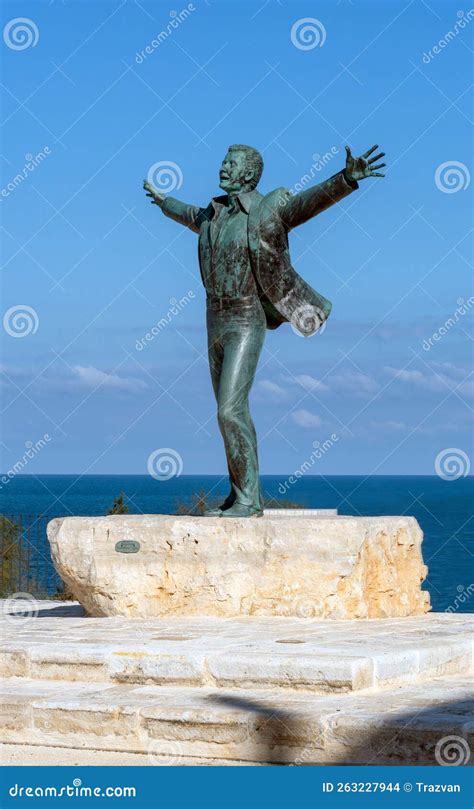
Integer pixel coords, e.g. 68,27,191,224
1,0,472,477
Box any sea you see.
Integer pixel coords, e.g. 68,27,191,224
0,474,472,614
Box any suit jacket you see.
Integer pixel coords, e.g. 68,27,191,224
162,170,358,336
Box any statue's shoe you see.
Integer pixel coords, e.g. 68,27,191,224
220,503,263,518
203,493,236,517
203,494,236,517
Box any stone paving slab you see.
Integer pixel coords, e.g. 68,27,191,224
2,606,472,693
1,675,472,765
0,744,262,766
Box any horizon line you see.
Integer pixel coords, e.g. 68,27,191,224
2,473,473,479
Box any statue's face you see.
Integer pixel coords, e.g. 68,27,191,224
219,150,252,193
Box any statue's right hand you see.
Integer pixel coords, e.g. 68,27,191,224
143,179,165,205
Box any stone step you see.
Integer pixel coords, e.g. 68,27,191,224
2,606,472,694
1,674,472,765
0,743,262,766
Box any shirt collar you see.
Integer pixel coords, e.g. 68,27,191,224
211,189,261,215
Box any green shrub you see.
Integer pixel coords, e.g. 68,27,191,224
0,516,20,597
175,491,304,515
107,493,129,515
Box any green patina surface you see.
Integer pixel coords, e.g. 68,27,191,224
143,144,385,516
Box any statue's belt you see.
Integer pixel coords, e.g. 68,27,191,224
206,295,260,311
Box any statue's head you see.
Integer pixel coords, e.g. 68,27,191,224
219,144,264,194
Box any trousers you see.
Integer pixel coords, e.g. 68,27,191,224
206,296,266,510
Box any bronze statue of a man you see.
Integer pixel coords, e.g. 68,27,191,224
143,143,385,517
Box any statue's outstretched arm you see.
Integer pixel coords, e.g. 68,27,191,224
143,180,204,234
280,144,385,230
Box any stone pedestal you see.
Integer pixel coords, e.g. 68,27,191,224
47,515,430,619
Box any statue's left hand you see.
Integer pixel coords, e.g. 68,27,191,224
345,144,386,182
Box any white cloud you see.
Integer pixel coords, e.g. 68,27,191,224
385,367,425,384
289,370,378,397
433,362,470,380
371,420,410,433
331,370,379,396
291,408,322,428
384,365,473,398
72,365,147,393
258,379,288,398
292,374,330,392
287,370,380,396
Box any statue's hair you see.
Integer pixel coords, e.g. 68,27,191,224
228,144,263,190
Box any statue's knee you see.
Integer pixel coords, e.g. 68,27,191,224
217,403,240,431
217,406,231,431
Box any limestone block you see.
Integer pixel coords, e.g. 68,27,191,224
47,515,430,619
